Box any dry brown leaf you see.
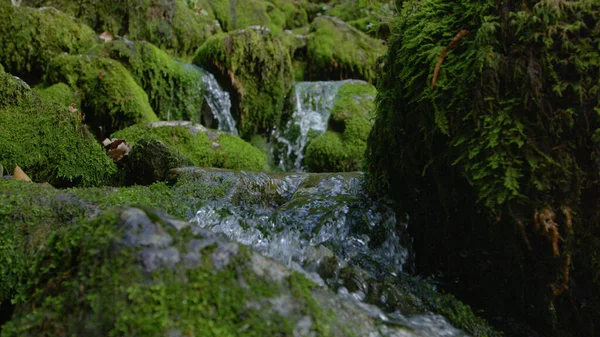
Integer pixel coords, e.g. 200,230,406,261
14,165,32,182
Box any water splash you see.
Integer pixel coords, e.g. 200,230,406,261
174,168,471,336
271,80,365,172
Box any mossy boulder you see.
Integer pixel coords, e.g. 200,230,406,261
1,204,439,336
88,40,205,122
194,28,294,138
43,54,158,138
306,16,386,83
112,121,267,171
189,0,308,33
0,2,98,84
34,82,79,108
0,73,115,187
21,0,218,57
365,1,600,336
305,81,376,172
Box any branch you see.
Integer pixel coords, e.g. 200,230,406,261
430,29,469,90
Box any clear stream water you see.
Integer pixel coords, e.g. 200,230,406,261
173,168,470,337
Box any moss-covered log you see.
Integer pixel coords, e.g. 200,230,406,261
366,1,600,336
193,28,293,139
0,1,97,84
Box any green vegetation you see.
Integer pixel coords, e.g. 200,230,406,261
21,0,217,58
43,54,158,138
306,16,386,83
0,73,115,188
194,28,293,139
112,123,267,171
89,40,205,122
365,1,600,336
0,1,97,83
35,83,79,108
306,81,376,172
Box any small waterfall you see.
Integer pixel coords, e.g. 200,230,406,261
181,64,238,135
271,80,363,172
198,69,238,136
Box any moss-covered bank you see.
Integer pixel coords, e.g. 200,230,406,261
0,1,97,84
112,122,267,171
306,81,376,172
366,1,600,336
43,54,158,138
194,28,294,139
89,40,205,122
0,73,115,187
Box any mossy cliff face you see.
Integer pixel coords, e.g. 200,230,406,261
89,40,205,122
194,28,294,139
112,121,267,171
0,1,97,84
0,73,115,187
43,54,158,138
21,0,218,58
306,81,376,172
306,16,386,83
365,1,600,336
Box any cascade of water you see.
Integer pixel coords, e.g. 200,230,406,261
272,80,362,172
181,64,238,135
178,168,471,336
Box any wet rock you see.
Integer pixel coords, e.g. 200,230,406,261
3,207,432,336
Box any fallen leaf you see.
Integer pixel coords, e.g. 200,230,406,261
99,31,113,42
14,165,32,182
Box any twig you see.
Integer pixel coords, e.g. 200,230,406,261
431,29,469,90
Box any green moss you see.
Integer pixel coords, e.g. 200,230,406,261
365,1,600,336
21,0,218,58
0,73,116,187
306,81,376,172
194,29,293,139
0,204,341,336
43,54,158,138
0,2,98,84
0,63,4,73
306,16,386,83
88,40,205,122
35,83,79,108
191,0,307,33
112,123,267,171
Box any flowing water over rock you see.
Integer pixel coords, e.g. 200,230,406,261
181,64,238,135
169,167,473,336
271,80,364,172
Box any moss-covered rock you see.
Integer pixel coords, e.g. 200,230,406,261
21,0,218,58
0,2,98,84
306,16,386,83
43,54,158,138
194,28,294,138
189,0,308,33
305,81,376,172
365,1,600,336
112,121,267,171
0,73,115,187
121,139,193,185
88,40,205,122
34,83,79,108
